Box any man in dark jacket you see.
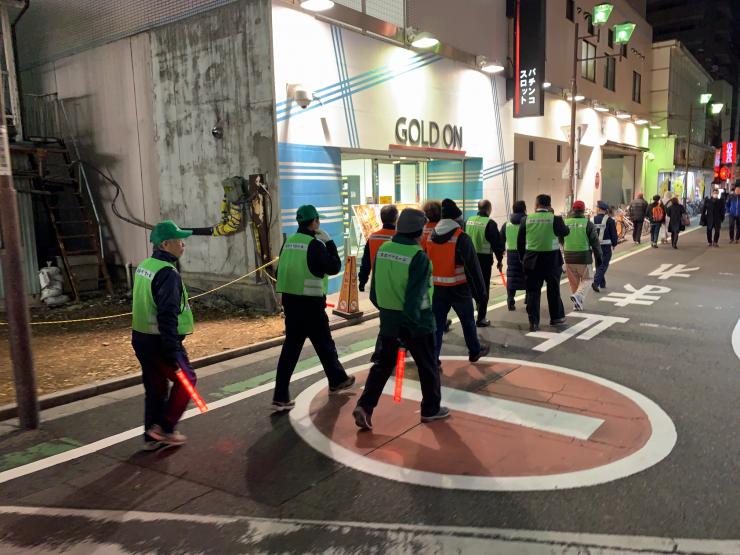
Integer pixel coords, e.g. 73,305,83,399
628,193,648,244
727,184,740,244
132,220,196,449
426,199,489,364
353,208,449,430
358,204,397,291
465,199,504,327
702,189,725,247
517,194,570,332
563,201,603,312
501,201,527,311
593,201,618,291
273,205,355,411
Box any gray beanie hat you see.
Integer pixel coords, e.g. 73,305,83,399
396,208,427,234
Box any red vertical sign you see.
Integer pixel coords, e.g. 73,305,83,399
722,141,736,165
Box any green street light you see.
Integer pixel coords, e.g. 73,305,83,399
593,3,614,25
613,22,636,44
710,103,724,115
699,93,712,105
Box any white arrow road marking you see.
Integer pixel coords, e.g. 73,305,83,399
381,380,604,440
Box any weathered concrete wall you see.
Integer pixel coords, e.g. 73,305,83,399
149,0,278,309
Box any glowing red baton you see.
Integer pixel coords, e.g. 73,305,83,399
393,348,406,403
326,303,335,308
175,369,208,413
499,270,507,288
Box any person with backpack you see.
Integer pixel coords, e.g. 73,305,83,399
646,195,666,248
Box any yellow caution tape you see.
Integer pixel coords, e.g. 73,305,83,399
0,258,279,326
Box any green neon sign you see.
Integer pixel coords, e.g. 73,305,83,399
613,22,636,44
593,4,614,25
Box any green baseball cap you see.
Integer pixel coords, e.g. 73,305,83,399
150,220,193,245
296,204,320,223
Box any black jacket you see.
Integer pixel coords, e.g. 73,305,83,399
278,225,342,312
701,197,725,227
666,200,686,233
628,197,648,222
593,213,618,247
358,223,395,290
468,212,505,263
516,210,570,272
429,219,486,304
502,213,526,292
131,249,187,362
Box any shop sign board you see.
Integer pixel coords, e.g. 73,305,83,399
514,0,546,118
722,141,736,165
394,118,463,150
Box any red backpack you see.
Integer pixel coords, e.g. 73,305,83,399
651,204,665,222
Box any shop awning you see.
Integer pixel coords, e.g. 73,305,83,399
603,140,649,155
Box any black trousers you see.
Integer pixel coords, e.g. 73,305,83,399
274,304,348,402
476,253,493,322
632,220,644,243
707,223,721,244
671,230,680,247
729,215,740,241
357,332,441,418
525,267,565,326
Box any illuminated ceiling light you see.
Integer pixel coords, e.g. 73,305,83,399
613,22,636,44
300,0,335,11
616,112,632,119
593,3,614,25
710,102,724,115
476,56,504,74
408,30,439,49
594,104,610,112
699,93,712,105
567,94,585,102
649,123,661,129
543,81,552,89
635,119,648,125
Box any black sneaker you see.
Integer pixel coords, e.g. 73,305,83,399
469,343,490,363
529,323,540,332
476,319,491,328
591,283,600,293
271,400,296,412
329,375,356,394
444,319,452,333
352,406,373,430
421,407,451,423
507,299,516,311
550,317,566,326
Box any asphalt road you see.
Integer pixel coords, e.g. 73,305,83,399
0,225,738,554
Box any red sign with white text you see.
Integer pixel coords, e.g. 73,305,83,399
722,141,736,165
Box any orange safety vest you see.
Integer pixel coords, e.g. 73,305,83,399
420,222,436,250
368,228,396,269
426,228,467,287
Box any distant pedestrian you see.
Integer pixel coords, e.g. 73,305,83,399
646,194,666,248
665,196,687,249
627,193,648,244
517,194,570,332
727,184,740,244
661,190,673,244
593,201,618,291
353,208,448,430
358,205,397,292
563,201,603,312
273,205,356,411
132,220,196,448
701,189,724,247
501,200,527,311
426,199,489,363
465,199,505,327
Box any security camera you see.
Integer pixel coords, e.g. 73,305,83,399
287,84,313,109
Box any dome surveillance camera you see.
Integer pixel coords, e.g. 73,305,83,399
294,86,312,109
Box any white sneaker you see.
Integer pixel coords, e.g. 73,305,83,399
146,424,187,446
571,293,584,312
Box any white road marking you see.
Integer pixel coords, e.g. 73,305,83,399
649,263,700,280
733,318,740,361
0,506,736,555
291,357,677,491
527,312,629,352
381,380,604,440
599,284,671,307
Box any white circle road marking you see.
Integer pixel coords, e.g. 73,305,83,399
290,356,677,491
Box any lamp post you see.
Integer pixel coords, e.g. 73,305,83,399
683,93,712,202
567,3,634,207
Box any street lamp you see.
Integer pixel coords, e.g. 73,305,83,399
567,3,634,205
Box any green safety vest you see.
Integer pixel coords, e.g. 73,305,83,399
276,233,328,297
374,241,432,311
465,215,491,254
525,212,559,252
132,257,194,336
564,217,590,251
505,222,519,251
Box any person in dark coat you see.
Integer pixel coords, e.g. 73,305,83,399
627,193,648,244
701,189,724,247
665,196,687,249
501,200,527,311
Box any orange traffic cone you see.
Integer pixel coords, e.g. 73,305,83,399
333,255,364,320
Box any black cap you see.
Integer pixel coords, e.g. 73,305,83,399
441,198,462,220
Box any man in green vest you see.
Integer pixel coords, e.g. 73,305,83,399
353,208,448,430
563,200,603,312
465,199,504,327
132,220,195,449
273,205,355,411
517,194,571,332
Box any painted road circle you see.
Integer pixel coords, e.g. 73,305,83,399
290,357,677,491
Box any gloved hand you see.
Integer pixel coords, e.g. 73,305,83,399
175,352,197,383
359,283,365,292
496,260,503,272
315,229,331,244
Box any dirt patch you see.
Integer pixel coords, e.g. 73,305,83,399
0,294,285,405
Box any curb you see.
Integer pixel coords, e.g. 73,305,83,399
0,309,380,422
